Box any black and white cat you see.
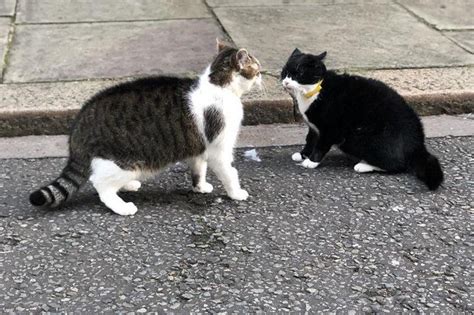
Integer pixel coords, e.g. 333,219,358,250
281,48,443,190
29,40,262,215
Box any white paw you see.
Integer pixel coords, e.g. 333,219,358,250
292,152,304,162
122,180,141,192
354,162,383,173
354,163,369,173
228,189,249,201
301,159,320,169
192,182,214,194
113,202,138,216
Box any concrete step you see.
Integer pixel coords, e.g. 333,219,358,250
0,67,473,137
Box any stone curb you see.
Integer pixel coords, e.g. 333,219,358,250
0,67,473,137
1,115,473,159
1,92,473,137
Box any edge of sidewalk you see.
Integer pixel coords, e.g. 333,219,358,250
0,67,473,137
1,115,473,159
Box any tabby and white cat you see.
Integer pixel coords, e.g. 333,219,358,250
281,48,443,190
29,40,262,215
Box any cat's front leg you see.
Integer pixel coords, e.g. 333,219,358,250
292,128,318,162
189,155,213,193
208,151,248,201
301,134,332,169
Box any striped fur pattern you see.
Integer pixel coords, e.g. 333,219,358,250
29,40,262,215
30,159,89,207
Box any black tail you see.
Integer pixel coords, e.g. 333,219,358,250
29,160,89,208
411,147,443,191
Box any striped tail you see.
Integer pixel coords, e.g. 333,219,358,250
29,160,89,208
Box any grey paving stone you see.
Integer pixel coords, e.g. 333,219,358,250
17,0,211,23
0,80,122,112
0,18,10,75
214,3,474,71
0,73,283,113
4,19,224,83
0,0,15,16
444,31,474,54
397,0,474,30
207,0,389,6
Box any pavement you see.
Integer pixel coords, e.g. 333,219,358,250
0,0,473,136
0,135,473,312
0,1,473,312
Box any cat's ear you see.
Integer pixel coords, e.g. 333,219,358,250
291,48,302,56
236,48,250,69
316,51,327,60
216,38,230,52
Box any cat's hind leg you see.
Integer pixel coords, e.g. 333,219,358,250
354,160,385,173
121,180,141,192
189,155,213,194
89,158,139,216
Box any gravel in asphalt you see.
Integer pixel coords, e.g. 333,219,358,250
0,137,472,312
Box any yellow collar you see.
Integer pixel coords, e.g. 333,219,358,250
303,79,323,98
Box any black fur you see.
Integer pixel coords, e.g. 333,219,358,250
29,190,46,206
191,173,200,188
204,107,224,143
282,49,443,190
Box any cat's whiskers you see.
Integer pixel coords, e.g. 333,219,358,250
257,76,267,95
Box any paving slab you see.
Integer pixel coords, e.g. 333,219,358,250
4,19,224,83
0,0,15,16
397,0,474,30
207,0,390,6
0,74,287,113
0,79,120,112
444,31,474,54
239,115,474,144
2,115,473,159
17,0,211,24
0,137,472,312
354,67,474,95
214,3,474,71
0,17,10,75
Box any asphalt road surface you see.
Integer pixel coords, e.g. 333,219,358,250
0,137,472,312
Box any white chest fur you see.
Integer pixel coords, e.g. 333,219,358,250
295,92,319,133
188,69,244,149
282,76,320,133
